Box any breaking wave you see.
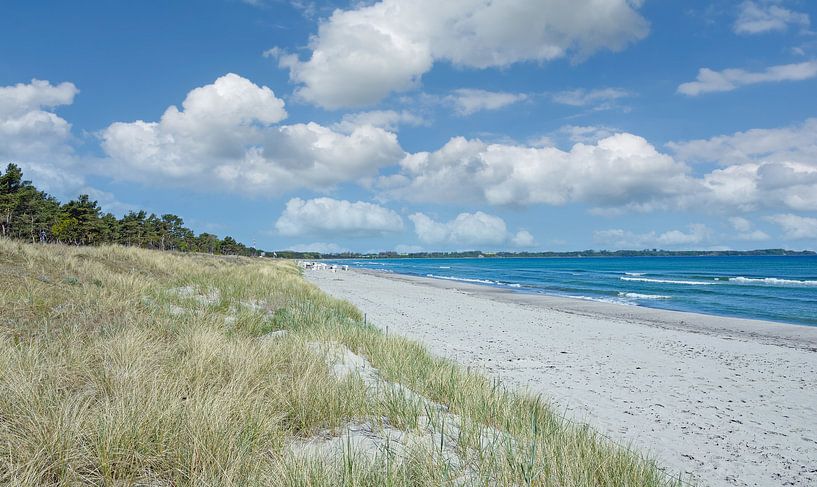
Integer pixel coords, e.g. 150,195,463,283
620,277,715,285
618,292,671,300
728,277,817,287
426,274,496,285
564,295,635,306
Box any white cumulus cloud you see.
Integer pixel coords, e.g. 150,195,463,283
275,197,404,237
0,79,132,212
669,118,817,212
677,60,817,96
728,217,770,241
0,79,78,116
511,229,536,247
0,79,78,162
100,73,404,194
701,162,817,212
734,1,810,35
409,211,533,248
729,216,753,232
374,118,817,214
380,133,693,212
593,224,711,249
668,117,817,166
765,213,817,240
277,0,649,108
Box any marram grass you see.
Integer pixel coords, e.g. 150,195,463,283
0,238,688,486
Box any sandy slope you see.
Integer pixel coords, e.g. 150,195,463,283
306,268,817,487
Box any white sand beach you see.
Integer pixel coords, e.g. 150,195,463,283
307,268,817,487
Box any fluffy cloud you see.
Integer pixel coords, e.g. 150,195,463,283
334,110,425,132
447,89,527,116
677,61,817,96
380,133,693,211
277,0,649,108
100,74,404,194
275,197,404,237
375,118,817,214
697,162,817,212
0,79,135,212
729,216,753,233
0,79,77,116
669,118,817,211
594,224,711,249
765,213,817,240
510,229,535,247
550,87,631,110
728,217,770,241
734,1,810,35
409,211,533,248
0,79,77,162
668,117,817,166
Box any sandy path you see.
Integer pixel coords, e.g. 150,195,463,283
306,269,817,487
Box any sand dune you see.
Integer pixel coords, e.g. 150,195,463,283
307,268,817,487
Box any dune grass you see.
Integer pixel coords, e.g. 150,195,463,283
0,239,687,486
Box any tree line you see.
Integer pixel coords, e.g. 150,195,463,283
0,163,262,256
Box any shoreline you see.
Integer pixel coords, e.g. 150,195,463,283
355,268,817,351
307,267,817,487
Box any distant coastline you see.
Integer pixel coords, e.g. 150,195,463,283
278,248,815,260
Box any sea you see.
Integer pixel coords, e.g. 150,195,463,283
330,256,817,327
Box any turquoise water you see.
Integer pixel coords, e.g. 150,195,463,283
333,256,817,326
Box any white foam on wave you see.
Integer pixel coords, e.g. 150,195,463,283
728,276,817,287
565,294,635,306
620,276,714,286
618,292,671,300
624,272,645,276
506,283,522,288
426,274,496,285
438,266,451,269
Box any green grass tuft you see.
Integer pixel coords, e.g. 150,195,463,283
0,238,688,486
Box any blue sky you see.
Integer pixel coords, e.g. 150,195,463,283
2,0,816,252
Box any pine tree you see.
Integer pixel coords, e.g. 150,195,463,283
59,195,103,245
1,163,263,255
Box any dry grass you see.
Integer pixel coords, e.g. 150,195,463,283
0,239,688,486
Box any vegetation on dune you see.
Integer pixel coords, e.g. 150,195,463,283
0,239,688,486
